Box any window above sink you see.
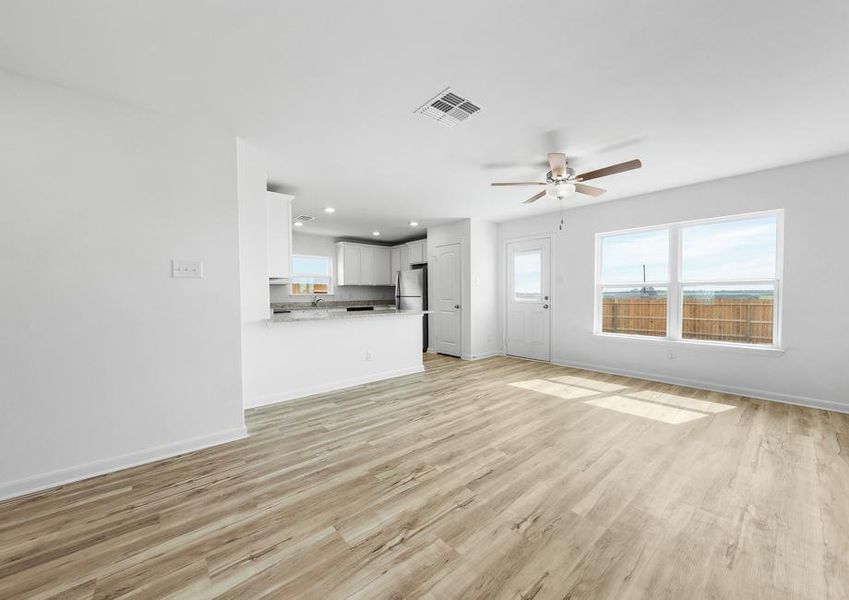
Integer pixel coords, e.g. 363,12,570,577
290,254,333,295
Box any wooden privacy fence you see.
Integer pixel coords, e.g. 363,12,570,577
602,297,774,344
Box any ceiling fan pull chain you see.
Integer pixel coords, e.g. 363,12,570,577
559,198,566,230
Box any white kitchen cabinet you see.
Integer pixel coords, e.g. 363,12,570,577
360,245,374,285
336,242,393,286
373,246,392,285
266,191,293,281
390,246,401,281
337,242,362,285
399,244,410,271
407,239,425,265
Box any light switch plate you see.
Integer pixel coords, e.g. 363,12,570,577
172,259,203,279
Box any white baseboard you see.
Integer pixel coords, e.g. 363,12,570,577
550,357,848,415
462,351,503,361
244,365,425,409
0,425,248,502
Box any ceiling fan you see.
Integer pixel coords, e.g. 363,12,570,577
491,153,642,204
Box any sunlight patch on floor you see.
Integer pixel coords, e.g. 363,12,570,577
509,375,737,425
547,374,629,393
627,389,736,414
509,379,599,400
584,396,708,424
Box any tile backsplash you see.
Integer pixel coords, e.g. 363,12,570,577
269,284,395,304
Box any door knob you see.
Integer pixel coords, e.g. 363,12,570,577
454,304,460,309
543,304,549,309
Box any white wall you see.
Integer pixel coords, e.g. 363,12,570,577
468,219,499,359
243,316,425,408
498,153,849,411
426,218,500,360
269,232,394,304
0,71,246,499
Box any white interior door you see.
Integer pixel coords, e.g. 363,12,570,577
506,237,551,361
435,243,462,357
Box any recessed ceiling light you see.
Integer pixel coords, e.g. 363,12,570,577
323,207,335,213
409,221,419,227
294,221,303,227
372,231,380,236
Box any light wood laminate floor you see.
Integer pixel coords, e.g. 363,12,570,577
2,354,848,599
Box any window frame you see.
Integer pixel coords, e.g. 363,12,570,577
594,210,784,350
289,253,335,296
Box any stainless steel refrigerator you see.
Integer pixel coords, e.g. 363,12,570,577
396,265,428,352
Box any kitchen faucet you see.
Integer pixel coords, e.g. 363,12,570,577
312,296,324,307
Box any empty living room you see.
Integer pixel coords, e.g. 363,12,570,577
1,1,848,598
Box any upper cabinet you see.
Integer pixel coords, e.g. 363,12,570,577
336,242,392,286
373,246,392,285
336,238,426,285
266,191,293,281
406,239,425,265
399,244,410,272
390,246,401,281
337,242,362,285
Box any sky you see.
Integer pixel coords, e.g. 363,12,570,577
292,255,332,276
601,215,777,285
514,250,542,295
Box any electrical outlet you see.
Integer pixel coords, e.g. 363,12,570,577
365,351,373,361
667,351,676,360
172,259,203,279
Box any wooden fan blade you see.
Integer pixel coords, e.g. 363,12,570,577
491,182,546,186
523,190,547,204
548,153,567,177
577,159,642,181
574,183,606,197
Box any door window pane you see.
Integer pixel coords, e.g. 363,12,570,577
514,249,542,301
601,286,668,337
681,215,777,281
682,284,774,344
601,229,669,284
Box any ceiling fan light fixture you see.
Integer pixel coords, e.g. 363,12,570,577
547,182,576,200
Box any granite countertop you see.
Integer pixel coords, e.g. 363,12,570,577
271,299,395,311
270,308,431,323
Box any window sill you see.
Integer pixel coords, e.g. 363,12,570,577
592,332,785,355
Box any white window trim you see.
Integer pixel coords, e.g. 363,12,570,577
593,209,784,350
289,253,335,296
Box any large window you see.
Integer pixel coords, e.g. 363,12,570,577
595,211,782,347
290,255,333,295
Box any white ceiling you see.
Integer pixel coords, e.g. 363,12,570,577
2,1,848,241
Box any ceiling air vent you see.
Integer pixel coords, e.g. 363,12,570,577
415,87,482,128
293,215,315,223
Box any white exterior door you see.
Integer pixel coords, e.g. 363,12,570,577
435,243,462,357
506,237,551,361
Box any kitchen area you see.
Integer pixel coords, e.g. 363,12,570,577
237,169,431,410
269,234,429,353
